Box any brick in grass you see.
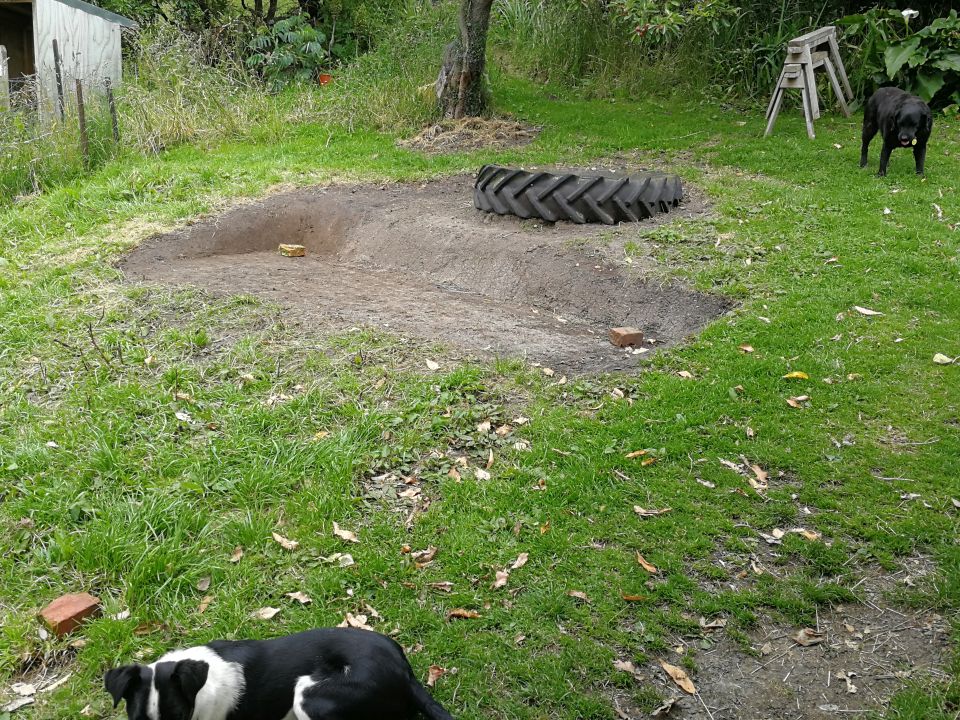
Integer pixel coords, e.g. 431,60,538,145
39,593,101,636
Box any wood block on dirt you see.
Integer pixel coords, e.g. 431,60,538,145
278,244,306,257
610,327,644,348
39,593,101,636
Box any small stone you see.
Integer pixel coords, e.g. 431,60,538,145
609,326,644,348
39,593,102,636
279,244,306,257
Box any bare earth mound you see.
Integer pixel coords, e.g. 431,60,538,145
121,174,729,372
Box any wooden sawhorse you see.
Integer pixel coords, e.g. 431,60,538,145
765,26,854,139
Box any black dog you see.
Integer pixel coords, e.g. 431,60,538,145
860,86,933,176
105,627,453,720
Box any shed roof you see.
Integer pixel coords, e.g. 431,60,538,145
0,0,138,27
57,0,137,27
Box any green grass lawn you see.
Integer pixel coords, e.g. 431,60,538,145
1,80,958,719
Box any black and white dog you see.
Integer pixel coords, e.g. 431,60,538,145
105,627,453,720
860,86,933,177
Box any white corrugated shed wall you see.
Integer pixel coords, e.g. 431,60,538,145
32,0,122,113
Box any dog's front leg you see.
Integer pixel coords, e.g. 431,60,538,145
877,141,894,177
913,142,927,175
860,120,877,168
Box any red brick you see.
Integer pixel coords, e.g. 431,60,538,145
39,593,101,636
609,327,644,348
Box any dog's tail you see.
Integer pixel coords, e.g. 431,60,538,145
409,677,454,720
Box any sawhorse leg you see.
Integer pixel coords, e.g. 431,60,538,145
823,56,850,117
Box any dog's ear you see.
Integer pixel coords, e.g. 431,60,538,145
172,659,209,701
105,665,141,708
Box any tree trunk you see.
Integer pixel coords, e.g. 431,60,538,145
436,0,494,118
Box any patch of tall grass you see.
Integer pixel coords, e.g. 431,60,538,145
489,0,957,104
307,1,454,132
118,21,289,152
0,3,453,204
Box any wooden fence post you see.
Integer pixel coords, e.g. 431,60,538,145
76,78,89,167
105,77,119,143
0,45,9,111
52,39,65,120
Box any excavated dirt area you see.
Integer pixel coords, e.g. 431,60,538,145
121,173,730,372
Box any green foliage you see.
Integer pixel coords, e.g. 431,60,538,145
840,8,960,107
612,0,741,40
247,14,331,87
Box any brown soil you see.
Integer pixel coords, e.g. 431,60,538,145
609,553,953,719
396,117,540,154
612,601,951,719
120,174,729,373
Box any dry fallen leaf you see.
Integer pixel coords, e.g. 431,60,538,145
333,522,359,543
197,595,214,614
651,697,679,717
786,395,810,408
272,532,299,551
446,608,481,620
853,306,883,317
475,467,491,481
791,528,821,541
933,353,955,365
659,660,696,694
633,505,672,517
426,665,446,687
677,371,695,379
339,613,374,631
621,594,647,602
428,581,454,593
625,449,648,459
252,607,281,620
739,344,754,353
412,546,438,564
229,546,244,563
636,552,658,574
477,420,491,433
196,576,211,592
491,569,510,589
783,371,809,380
486,449,494,469
425,360,440,371
495,424,513,437
566,590,590,602
613,659,638,674
641,457,657,467
793,628,826,646
542,368,555,377
285,591,312,604
511,552,529,570
699,617,727,630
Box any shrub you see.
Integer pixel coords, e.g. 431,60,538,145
247,14,331,88
840,8,960,108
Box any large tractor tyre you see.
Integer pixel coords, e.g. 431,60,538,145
474,165,683,225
